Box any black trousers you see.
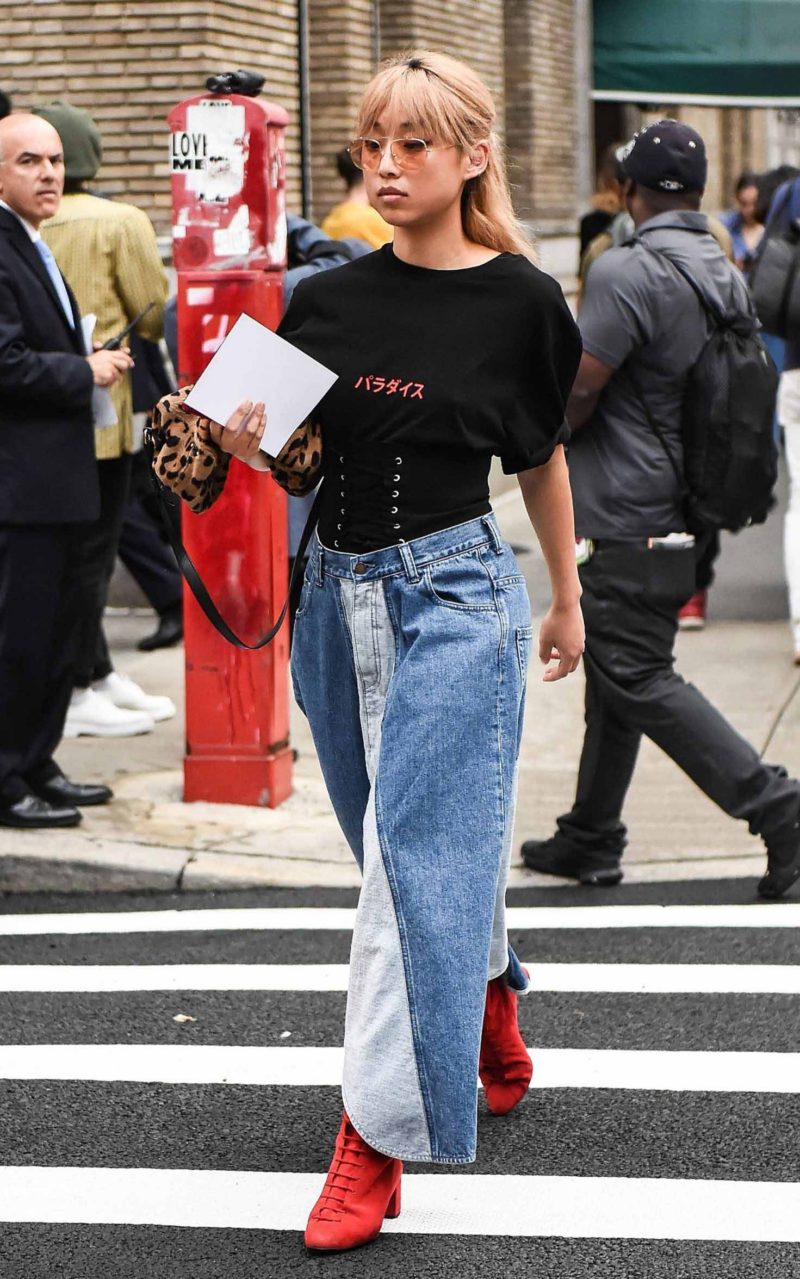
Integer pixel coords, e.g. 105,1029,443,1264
118,449,181,615
0,523,87,804
73,453,133,689
557,541,800,855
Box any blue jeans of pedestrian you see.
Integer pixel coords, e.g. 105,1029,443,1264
291,514,532,1164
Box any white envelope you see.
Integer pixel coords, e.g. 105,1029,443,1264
184,312,339,456
81,313,118,431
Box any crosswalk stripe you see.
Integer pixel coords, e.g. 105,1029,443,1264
2,962,800,994
1,1166,798,1240
1,903,798,936
1,1044,798,1092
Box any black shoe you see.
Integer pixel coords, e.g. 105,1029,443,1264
0,793,82,829
758,823,800,900
520,834,624,886
32,775,113,808
137,604,183,652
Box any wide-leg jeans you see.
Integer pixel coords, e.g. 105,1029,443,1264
291,514,532,1164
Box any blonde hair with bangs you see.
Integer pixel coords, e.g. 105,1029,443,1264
355,50,536,263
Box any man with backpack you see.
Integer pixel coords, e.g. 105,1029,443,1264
521,121,800,899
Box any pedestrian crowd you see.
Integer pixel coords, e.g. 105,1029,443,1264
0,77,797,882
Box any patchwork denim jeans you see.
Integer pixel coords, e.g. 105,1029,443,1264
291,514,532,1164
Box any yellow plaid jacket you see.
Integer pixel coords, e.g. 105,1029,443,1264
43,192,168,458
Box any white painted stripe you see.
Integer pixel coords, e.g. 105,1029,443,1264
525,963,800,995
1,1044,798,1093
3,961,800,995
0,907,357,936
1,902,799,936
0,965,351,993
1,1166,798,1240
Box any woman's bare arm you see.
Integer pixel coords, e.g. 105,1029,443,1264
517,445,585,682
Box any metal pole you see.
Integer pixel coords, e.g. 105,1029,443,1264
297,0,312,220
372,0,382,66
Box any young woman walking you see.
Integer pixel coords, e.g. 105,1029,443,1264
211,50,584,1253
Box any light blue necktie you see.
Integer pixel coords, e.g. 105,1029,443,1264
34,238,75,329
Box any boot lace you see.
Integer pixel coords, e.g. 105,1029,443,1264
312,1128,366,1222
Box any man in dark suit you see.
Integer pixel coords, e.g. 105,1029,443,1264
0,113,132,828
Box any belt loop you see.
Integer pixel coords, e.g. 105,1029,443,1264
315,545,324,586
398,541,420,583
483,515,503,555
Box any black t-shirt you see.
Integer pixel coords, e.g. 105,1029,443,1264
278,243,581,552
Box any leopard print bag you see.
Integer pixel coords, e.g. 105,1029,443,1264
144,385,323,513
143,385,324,649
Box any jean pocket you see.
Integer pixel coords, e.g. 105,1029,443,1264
294,567,315,619
423,551,496,612
515,625,534,680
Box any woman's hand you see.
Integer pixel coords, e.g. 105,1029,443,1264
538,600,585,682
207,400,267,460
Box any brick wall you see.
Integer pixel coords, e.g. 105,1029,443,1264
505,0,578,223
306,0,509,226
307,0,376,224
378,0,505,123
2,0,300,237
376,0,501,136
3,1,781,242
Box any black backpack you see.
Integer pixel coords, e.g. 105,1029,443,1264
749,182,800,339
630,241,779,534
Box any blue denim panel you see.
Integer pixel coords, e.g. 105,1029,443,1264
290,553,370,866
489,591,534,989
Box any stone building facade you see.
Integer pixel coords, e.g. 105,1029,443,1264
3,0,586,239
1,0,773,244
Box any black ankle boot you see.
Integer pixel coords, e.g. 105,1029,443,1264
758,822,800,900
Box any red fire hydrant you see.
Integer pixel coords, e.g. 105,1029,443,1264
168,81,292,807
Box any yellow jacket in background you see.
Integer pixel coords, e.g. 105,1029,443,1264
43,192,168,459
322,200,393,251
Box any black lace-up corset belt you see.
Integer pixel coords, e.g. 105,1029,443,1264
317,445,493,554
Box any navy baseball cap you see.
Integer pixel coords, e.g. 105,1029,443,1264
620,120,707,194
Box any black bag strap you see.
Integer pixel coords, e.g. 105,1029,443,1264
149,462,323,650
620,237,713,499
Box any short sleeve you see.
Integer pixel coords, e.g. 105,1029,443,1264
277,274,312,337
500,278,582,474
578,246,656,370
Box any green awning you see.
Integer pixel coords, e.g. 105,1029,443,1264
593,0,800,105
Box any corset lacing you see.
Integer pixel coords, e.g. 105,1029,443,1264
332,447,406,550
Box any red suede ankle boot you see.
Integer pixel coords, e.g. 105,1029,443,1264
304,1111,403,1253
479,970,533,1115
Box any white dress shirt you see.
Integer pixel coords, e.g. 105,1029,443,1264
0,198,41,242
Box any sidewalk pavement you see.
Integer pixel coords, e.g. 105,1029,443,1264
1,484,797,895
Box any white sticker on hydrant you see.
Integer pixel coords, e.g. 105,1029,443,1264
171,100,247,202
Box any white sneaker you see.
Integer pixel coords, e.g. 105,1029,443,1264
93,671,177,723
64,687,155,739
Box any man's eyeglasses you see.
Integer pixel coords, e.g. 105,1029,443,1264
348,136,452,173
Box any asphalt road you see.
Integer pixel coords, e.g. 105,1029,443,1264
1,881,799,1278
